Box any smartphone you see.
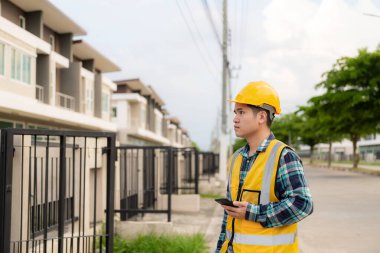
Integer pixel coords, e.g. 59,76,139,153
214,198,237,207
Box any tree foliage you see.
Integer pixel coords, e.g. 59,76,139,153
313,47,380,167
271,113,301,148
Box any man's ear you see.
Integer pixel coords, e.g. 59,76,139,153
258,111,267,124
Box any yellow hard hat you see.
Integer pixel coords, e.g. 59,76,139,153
229,81,281,115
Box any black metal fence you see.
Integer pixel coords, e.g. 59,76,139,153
0,129,115,253
115,146,199,222
0,128,220,253
198,152,219,181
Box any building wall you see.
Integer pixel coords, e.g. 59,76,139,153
1,0,25,26
0,36,36,98
43,24,60,52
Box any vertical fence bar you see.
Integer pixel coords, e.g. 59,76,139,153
93,138,98,253
167,147,172,222
82,138,87,253
105,135,115,253
195,150,199,194
1,130,14,253
58,135,67,253
43,136,50,253
32,135,37,250
71,137,76,253
0,130,6,252
19,135,24,252
26,146,32,251
77,146,82,253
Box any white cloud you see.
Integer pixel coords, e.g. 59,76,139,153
263,0,318,43
240,0,380,114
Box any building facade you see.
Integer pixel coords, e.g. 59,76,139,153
112,79,192,147
0,0,119,131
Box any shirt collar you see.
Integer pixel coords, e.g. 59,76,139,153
240,132,275,158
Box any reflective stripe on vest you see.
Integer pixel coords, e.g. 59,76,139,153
260,141,283,205
227,147,243,192
226,231,296,246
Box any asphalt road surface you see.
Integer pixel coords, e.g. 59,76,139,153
298,165,380,253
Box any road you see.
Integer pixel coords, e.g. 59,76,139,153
299,165,380,253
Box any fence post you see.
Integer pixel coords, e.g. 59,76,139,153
167,147,173,222
106,135,115,253
0,129,14,253
0,130,5,253
58,135,67,253
195,150,199,194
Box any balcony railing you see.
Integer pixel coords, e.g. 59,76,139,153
35,84,44,103
56,92,75,111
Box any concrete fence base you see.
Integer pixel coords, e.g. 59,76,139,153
157,194,200,212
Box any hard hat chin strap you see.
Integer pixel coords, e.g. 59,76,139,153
261,104,276,121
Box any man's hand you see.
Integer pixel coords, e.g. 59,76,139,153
221,201,248,219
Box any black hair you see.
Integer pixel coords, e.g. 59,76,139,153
248,105,273,128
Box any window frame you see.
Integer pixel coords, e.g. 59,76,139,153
19,15,26,29
0,43,4,76
11,47,32,84
102,92,110,113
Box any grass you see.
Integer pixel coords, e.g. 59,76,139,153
100,233,208,253
304,159,380,167
200,193,224,199
305,160,380,176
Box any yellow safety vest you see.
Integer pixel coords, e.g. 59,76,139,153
220,139,299,253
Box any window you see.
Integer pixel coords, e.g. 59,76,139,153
0,120,13,128
112,107,117,117
102,92,109,112
0,120,24,128
0,43,4,75
85,79,94,113
19,16,25,29
49,35,55,49
11,48,31,84
15,123,23,128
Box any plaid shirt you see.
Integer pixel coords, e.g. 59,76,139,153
215,133,313,252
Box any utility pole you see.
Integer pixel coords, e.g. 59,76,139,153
218,0,228,184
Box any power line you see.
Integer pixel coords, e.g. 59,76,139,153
239,0,249,67
175,0,219,83
201,0,222,48
182,0,219,69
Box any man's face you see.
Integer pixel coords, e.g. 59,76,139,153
233,103,265,138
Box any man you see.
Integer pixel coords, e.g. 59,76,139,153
215,81,313,253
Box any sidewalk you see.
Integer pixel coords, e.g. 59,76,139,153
171,197,223,253
311,161,380,175
329,162,380,171
168,177,225,252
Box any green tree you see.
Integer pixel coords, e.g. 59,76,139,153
271,113,301,148
192,141,201,152
295,108,321,164
298,101,344,166
315,47,380,168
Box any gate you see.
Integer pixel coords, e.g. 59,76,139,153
116,146,199,222
116,146,174,222
0,129,115,253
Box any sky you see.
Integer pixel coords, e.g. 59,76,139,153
50,0,380,150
